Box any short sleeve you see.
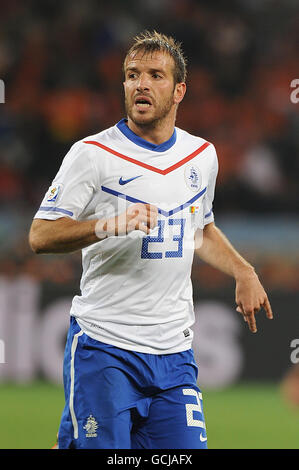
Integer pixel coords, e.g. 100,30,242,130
203,144,218,225
34,141,99,221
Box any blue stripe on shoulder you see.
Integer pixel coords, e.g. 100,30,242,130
204,210,213,218
38,206,74,216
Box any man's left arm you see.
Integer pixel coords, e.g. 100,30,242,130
195,222,273,333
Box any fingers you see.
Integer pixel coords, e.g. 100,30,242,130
128,203,158,233
238,306,257,333
145,204,158,230
263,297,273,320
245,311,257,333
236,302,258,332
236,297,273,334
236,305,247,322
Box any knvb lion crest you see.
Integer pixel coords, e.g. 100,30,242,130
184,164,201,192
83,415,98,438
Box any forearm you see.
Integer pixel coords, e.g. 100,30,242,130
195,223,255,280
195,222,273,333
29,203,158,255
29,217,101,254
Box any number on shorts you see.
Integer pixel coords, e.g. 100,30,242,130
182,389,205,429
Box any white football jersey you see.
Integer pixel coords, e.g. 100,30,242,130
34,119,218,354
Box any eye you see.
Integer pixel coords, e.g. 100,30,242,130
153,73,162,79
128,72,137,79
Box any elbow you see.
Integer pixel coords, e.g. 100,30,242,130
29,230,46,254
29,219,57,254
29,235,41,254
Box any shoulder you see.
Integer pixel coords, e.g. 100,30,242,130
78,123,122,150
176,127,217,160
62,124,120,165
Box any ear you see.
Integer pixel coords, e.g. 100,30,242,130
174,82,186,105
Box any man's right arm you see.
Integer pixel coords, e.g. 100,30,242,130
29,217,101,254
29,203,158,254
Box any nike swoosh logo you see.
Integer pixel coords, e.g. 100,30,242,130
200,433,207,442
119,175,142,185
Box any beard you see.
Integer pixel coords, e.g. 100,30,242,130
125,93,175,129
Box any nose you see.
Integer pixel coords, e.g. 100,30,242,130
136,73,150,91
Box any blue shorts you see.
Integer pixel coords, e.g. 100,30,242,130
58,317,207,449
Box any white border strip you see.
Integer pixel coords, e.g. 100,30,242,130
69,330,83,439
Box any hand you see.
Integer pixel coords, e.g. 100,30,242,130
96,203,158,238
235,269,273,333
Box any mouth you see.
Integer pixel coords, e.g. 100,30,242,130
134,96,152,109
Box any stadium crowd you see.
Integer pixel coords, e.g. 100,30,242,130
0,0,298,291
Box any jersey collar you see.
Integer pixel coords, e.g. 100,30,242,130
116,118,177,152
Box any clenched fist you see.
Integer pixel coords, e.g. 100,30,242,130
95,203,158,238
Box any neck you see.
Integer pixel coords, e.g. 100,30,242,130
126,112,176,145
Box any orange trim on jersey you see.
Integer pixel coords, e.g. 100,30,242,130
83,140,211,175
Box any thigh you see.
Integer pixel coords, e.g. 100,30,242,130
132,386,208,449
59,320,138,449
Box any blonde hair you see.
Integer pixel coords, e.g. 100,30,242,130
123,30,187,84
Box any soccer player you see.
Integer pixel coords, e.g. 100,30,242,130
29,31,273,449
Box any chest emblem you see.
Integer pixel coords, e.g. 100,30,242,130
184,164,201,192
